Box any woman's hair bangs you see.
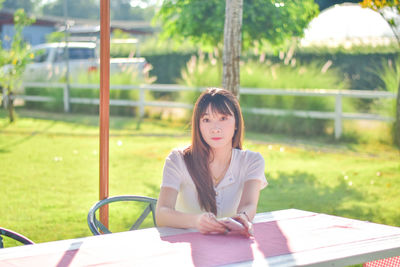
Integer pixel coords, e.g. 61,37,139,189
198,94,234,119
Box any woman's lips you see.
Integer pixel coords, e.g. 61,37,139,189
211,137,222,140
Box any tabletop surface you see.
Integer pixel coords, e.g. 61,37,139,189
1,209,400,267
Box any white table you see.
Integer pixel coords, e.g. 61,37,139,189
0,209,399,266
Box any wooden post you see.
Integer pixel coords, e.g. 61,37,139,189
334,94,342,140
63,0,70,113
2,87,7,109
139,86,145,118
396,83,400,146
63,83,70,113
99,0,110,228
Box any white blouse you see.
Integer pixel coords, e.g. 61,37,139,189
161,148,268,218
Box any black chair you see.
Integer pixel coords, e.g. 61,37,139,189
87,195,157,235
0,227,34,248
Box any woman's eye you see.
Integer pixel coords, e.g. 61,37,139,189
221,116,227,121
202,118,209,123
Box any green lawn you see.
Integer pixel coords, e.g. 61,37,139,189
1,109,399,249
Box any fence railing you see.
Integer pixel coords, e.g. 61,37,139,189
1,82,396,139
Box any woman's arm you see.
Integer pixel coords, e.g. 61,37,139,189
156,187,226,234
233,179,263,236
156,187,197,228
236,179,263,220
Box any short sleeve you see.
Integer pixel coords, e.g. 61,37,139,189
245,152,268,189
161,150,184,191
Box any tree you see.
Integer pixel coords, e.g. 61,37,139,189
222,0,242,95
156,0,319,94
39,0,155,21
156,0,318,51
41,0,99,19
314,0,360,11
110,0,156,21
128,5,156,21
360,0,400,146
0,9,34,122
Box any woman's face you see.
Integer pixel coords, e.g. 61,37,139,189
199,105,236,150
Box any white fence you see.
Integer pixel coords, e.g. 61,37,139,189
1,82,397,139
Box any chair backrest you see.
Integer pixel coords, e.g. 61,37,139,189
0,227,34,248
87,195,157,235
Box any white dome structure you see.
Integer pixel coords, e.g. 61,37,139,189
301,3,400,47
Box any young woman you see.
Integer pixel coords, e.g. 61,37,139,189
156,88,267,236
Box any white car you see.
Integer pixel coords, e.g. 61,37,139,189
22,42,147,82
2,42,147,84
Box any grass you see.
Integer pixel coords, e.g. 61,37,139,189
0,108,399,250
177,57,398,138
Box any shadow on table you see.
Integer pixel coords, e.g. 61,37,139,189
56,241,82,267
161,221,293,266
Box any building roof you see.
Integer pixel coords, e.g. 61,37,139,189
0,8,154,35
301,3,400,47
0,8,60,27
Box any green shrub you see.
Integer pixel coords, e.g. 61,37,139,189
23,65,155,116
296,43,400,55
71,67,147,116
123,36,198,84
178,57,352,137
24,86,65,112
175,54,221,120
240,60,348,136
144,53,194,84
367,57,399,144
139,36,198,56
240,60,348,90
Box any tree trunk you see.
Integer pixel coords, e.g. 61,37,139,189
222,0,243,97
396,83,400,147
7,91,14,123
378,11,400,147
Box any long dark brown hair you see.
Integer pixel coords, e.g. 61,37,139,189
183,88,244,215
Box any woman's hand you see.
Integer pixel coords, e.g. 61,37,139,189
196,212,227,235
232,213,254,237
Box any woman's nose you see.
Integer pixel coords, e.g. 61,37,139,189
211,124,222,133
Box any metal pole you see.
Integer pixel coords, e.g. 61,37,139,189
99,0,110,228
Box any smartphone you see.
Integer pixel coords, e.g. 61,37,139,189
218,217,245,232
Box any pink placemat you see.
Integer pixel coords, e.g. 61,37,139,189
160,214,400,266
2,214,400,267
